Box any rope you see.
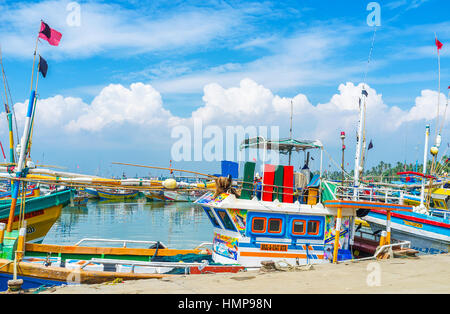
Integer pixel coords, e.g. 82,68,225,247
362,26,377,87
18,181,27,229
0,261,13,271
322,148,352,179
261,259,314,272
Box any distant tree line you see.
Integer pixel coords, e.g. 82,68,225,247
323,155,449,182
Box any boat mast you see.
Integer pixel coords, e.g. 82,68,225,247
353,93,366,198
359,98,367,180
419,125,430,209
0,46,15,164
354,26,376,198
6,24,41,232
434,33,442,150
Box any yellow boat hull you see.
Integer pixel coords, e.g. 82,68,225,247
0,204,62,243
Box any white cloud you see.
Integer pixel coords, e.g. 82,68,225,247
398,89,449,126
3,79,448,161
0,0,243,59
65,83,173,132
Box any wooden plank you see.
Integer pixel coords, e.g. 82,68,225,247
0,258,170,284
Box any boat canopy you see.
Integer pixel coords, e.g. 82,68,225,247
239,137,323,155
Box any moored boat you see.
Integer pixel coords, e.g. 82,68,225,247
97,189,138,201
0,189,74,243
164,190,205,202
0,238,243,291
143,190,165,202
83,188,100,199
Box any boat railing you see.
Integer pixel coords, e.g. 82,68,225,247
352,240,412,262
74,238,166,249
428,208,450,220
334,185,407,204
193,242,213,251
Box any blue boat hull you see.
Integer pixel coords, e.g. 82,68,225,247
364,210,450,254
0,273,65,292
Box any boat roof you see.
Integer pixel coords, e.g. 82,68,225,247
239,137,323,154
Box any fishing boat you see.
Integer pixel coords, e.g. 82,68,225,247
195,137,358,266
350,110,450,255
72,192,88,206
143,190,165,202
0,186,40,200
0,238,243,291
361,205,449,255
83,188,100,199
164,189,205,202
97,189,139,201
0,189,73,243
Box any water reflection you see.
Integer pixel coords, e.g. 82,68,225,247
43,197,213,249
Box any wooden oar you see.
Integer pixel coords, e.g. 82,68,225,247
112,162,217,178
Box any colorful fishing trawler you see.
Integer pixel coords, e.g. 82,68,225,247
196,137,357,267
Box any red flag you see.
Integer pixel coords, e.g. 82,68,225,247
39,21,62,46
435,38,443,50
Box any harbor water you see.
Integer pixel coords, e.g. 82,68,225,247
42,197,213,249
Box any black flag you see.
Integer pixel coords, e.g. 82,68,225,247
362,89,368,97
40,22,52,40
368,140,373,150
38,55,48,78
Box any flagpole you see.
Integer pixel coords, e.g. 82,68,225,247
6,88,36,232
434,33,441,148
27,58,41,158
29,22,41,93
6,24,40,233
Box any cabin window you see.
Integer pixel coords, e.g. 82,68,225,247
252,217,266,233
268,218,282,233
307,220,320,235
204,207,220,228
216,210,237,231
292,220,306,235
434,200,445,208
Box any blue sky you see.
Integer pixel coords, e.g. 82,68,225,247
0,0,448,177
